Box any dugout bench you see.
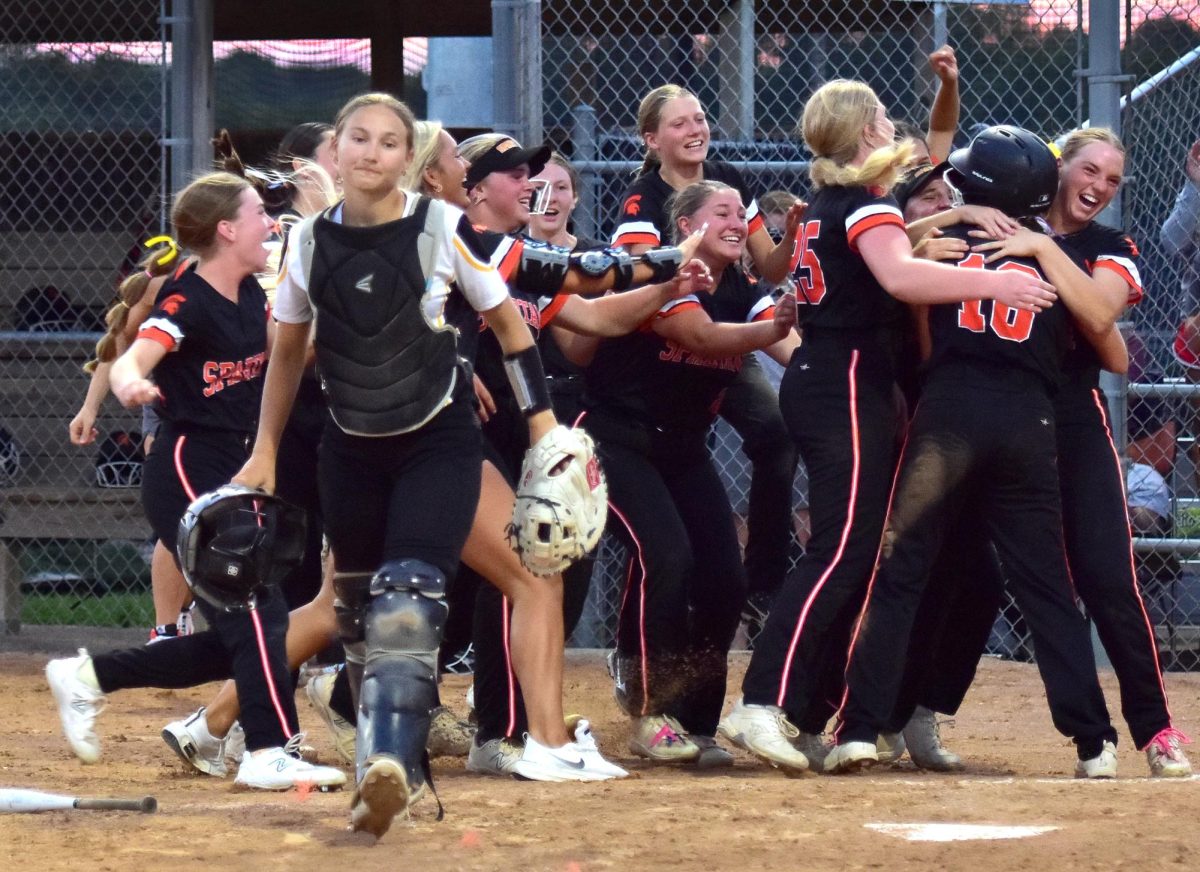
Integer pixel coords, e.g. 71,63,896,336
0,332,149,634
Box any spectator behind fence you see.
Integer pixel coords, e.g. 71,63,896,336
1127,396,1181,605
1162,138,1200,488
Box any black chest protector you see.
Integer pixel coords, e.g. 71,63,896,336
307,197,461,436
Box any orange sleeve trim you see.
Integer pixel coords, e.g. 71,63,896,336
1093,260,1143,304
540,293,569,326
612,231,661,248
497,238,524,283
847,212,905,250
138,326,176,350
658,299,703,318
747,214,765,237
751,307,776,323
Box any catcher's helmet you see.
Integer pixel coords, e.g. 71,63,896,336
945,125,1058,218
176,485,306,611
94,431,144,488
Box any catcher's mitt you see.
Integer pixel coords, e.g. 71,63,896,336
509,425,607,576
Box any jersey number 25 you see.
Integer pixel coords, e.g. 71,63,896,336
956,253,1037,343
789,220,827,305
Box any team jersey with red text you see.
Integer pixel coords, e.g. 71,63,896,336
787,185,907,332
137,266,267,433
927,224,1077,393
611,160,764,248
1058,222,1143,388
582,264,775,436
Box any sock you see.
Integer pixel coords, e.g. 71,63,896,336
78,657,101,692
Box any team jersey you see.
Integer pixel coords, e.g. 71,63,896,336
1057,222,1143,389
611,160,764,248
582,264,775,437
927,224,1076,393
537,234,606,383
787,185,907,332
137,266,267,434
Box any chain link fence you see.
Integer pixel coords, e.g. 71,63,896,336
552,0,1200,669
4,2,1200,672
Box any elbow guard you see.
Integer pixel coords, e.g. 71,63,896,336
516,240,571,295
639,246,684,284
569,247,636,291
503,345,553,417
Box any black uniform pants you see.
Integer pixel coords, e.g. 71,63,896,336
94,425,299,753
719,353,799,601
595,427,747,737
836,382,1116,758
741,339,901,727
897,387,1172,749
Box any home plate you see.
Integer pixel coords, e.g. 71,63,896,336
865,823,1059,842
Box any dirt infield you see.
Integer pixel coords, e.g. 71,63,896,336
1,648,1197,872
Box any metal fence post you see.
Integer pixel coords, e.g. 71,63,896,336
572,104,599,241
167,0,213,194
493,0,542,146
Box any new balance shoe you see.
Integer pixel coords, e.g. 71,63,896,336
691,735,735,769
902,706,963,771
717,698,808,775
825,740,878,774
305,667,355,765
351,755,417,839
571,719,629,779
46,649,105,763
466,736,523,776
176,602,197,636
427,705,474,758
162,707,227,777
1145,728,1192,778
1075,740,1118,779
233,743,347,791
147,623,181,644
630,714,701,763
876,731,907,765
795,731,831,774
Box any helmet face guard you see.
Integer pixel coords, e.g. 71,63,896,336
176,485,307,612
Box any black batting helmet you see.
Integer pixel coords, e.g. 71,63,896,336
945,125,1059,218
176,485,306,611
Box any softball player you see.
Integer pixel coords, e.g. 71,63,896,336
45,172,345,792
613,84,800,619
589,181,799,766
911,128,1192,776
719,83,1057,776
827,126,1119,776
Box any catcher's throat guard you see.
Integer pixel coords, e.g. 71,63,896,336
509,425,608,576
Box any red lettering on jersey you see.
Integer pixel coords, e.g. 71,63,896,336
955,253,1036,343
160,293,186,316
1123,236,1139,257
658,339,741,372
789,220,827,305
201,352,267,397
623,194,643,216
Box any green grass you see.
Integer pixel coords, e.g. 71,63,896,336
21,592,156,628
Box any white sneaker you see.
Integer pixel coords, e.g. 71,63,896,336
305,668,355,765
1075,740,1118,779
351,755,417,839
162,707,227,777
630,714,701,763
512,735,596,782
466,736,523,776
571,719,629,779
876,731,906,764
825,740,879,774
1145,728,1193,778
795,732,831,774
46,649,105,764
224,721,246,765
902,706,963,771
234,742,347,791
691,735,735,769
427,705,474,758
717,698,808,775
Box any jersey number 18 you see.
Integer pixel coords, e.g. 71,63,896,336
955,253,1037,343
